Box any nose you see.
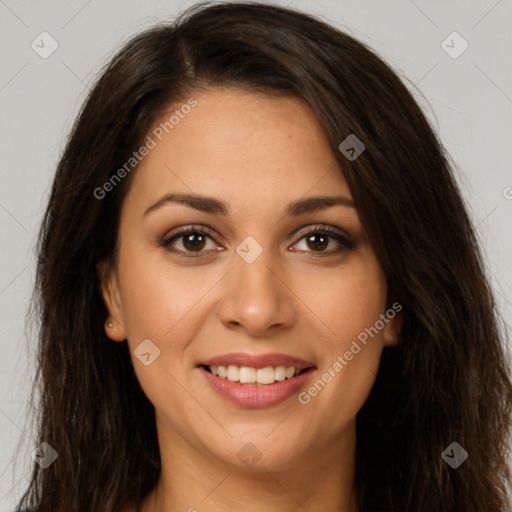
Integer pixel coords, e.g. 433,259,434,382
216,247,296,337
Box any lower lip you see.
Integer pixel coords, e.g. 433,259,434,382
199,366,315,408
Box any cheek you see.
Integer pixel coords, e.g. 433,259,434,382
116,239,209,343
296,254,387,424
115,241,213,408
299,249,387,346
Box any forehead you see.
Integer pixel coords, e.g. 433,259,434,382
123,88,352,216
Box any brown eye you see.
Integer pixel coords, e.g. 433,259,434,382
160,227,220,257
292,226,356,255
304,233,329,251
181,232,207,251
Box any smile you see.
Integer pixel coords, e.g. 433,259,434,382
205,364,307,385
198,364,315,408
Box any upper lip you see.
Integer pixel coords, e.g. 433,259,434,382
199,352,316,370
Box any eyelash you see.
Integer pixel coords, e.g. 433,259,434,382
159,224,356,258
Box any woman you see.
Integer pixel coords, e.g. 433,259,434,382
14,2,512,511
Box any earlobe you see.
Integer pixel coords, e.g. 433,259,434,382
97,260,127,342
104,319,126,342
383,312,402,347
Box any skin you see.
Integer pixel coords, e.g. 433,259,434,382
100,88,401,512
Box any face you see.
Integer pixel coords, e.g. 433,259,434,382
100,87,401,472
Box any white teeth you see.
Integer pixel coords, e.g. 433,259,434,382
207,364,302,385
285,366,295,379
274,366,286,381
227,365,239,381
256,366,276,384
239,366,256,383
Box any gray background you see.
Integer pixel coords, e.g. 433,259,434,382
1,0,511,508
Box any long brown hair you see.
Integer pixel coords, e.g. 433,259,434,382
14,2,512,511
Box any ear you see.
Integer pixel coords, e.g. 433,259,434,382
97,260,127,342
382,309,402,347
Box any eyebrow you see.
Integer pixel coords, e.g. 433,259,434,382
143,192,355,217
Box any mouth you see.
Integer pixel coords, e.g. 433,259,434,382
197,363,316,408
200,364,312,385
